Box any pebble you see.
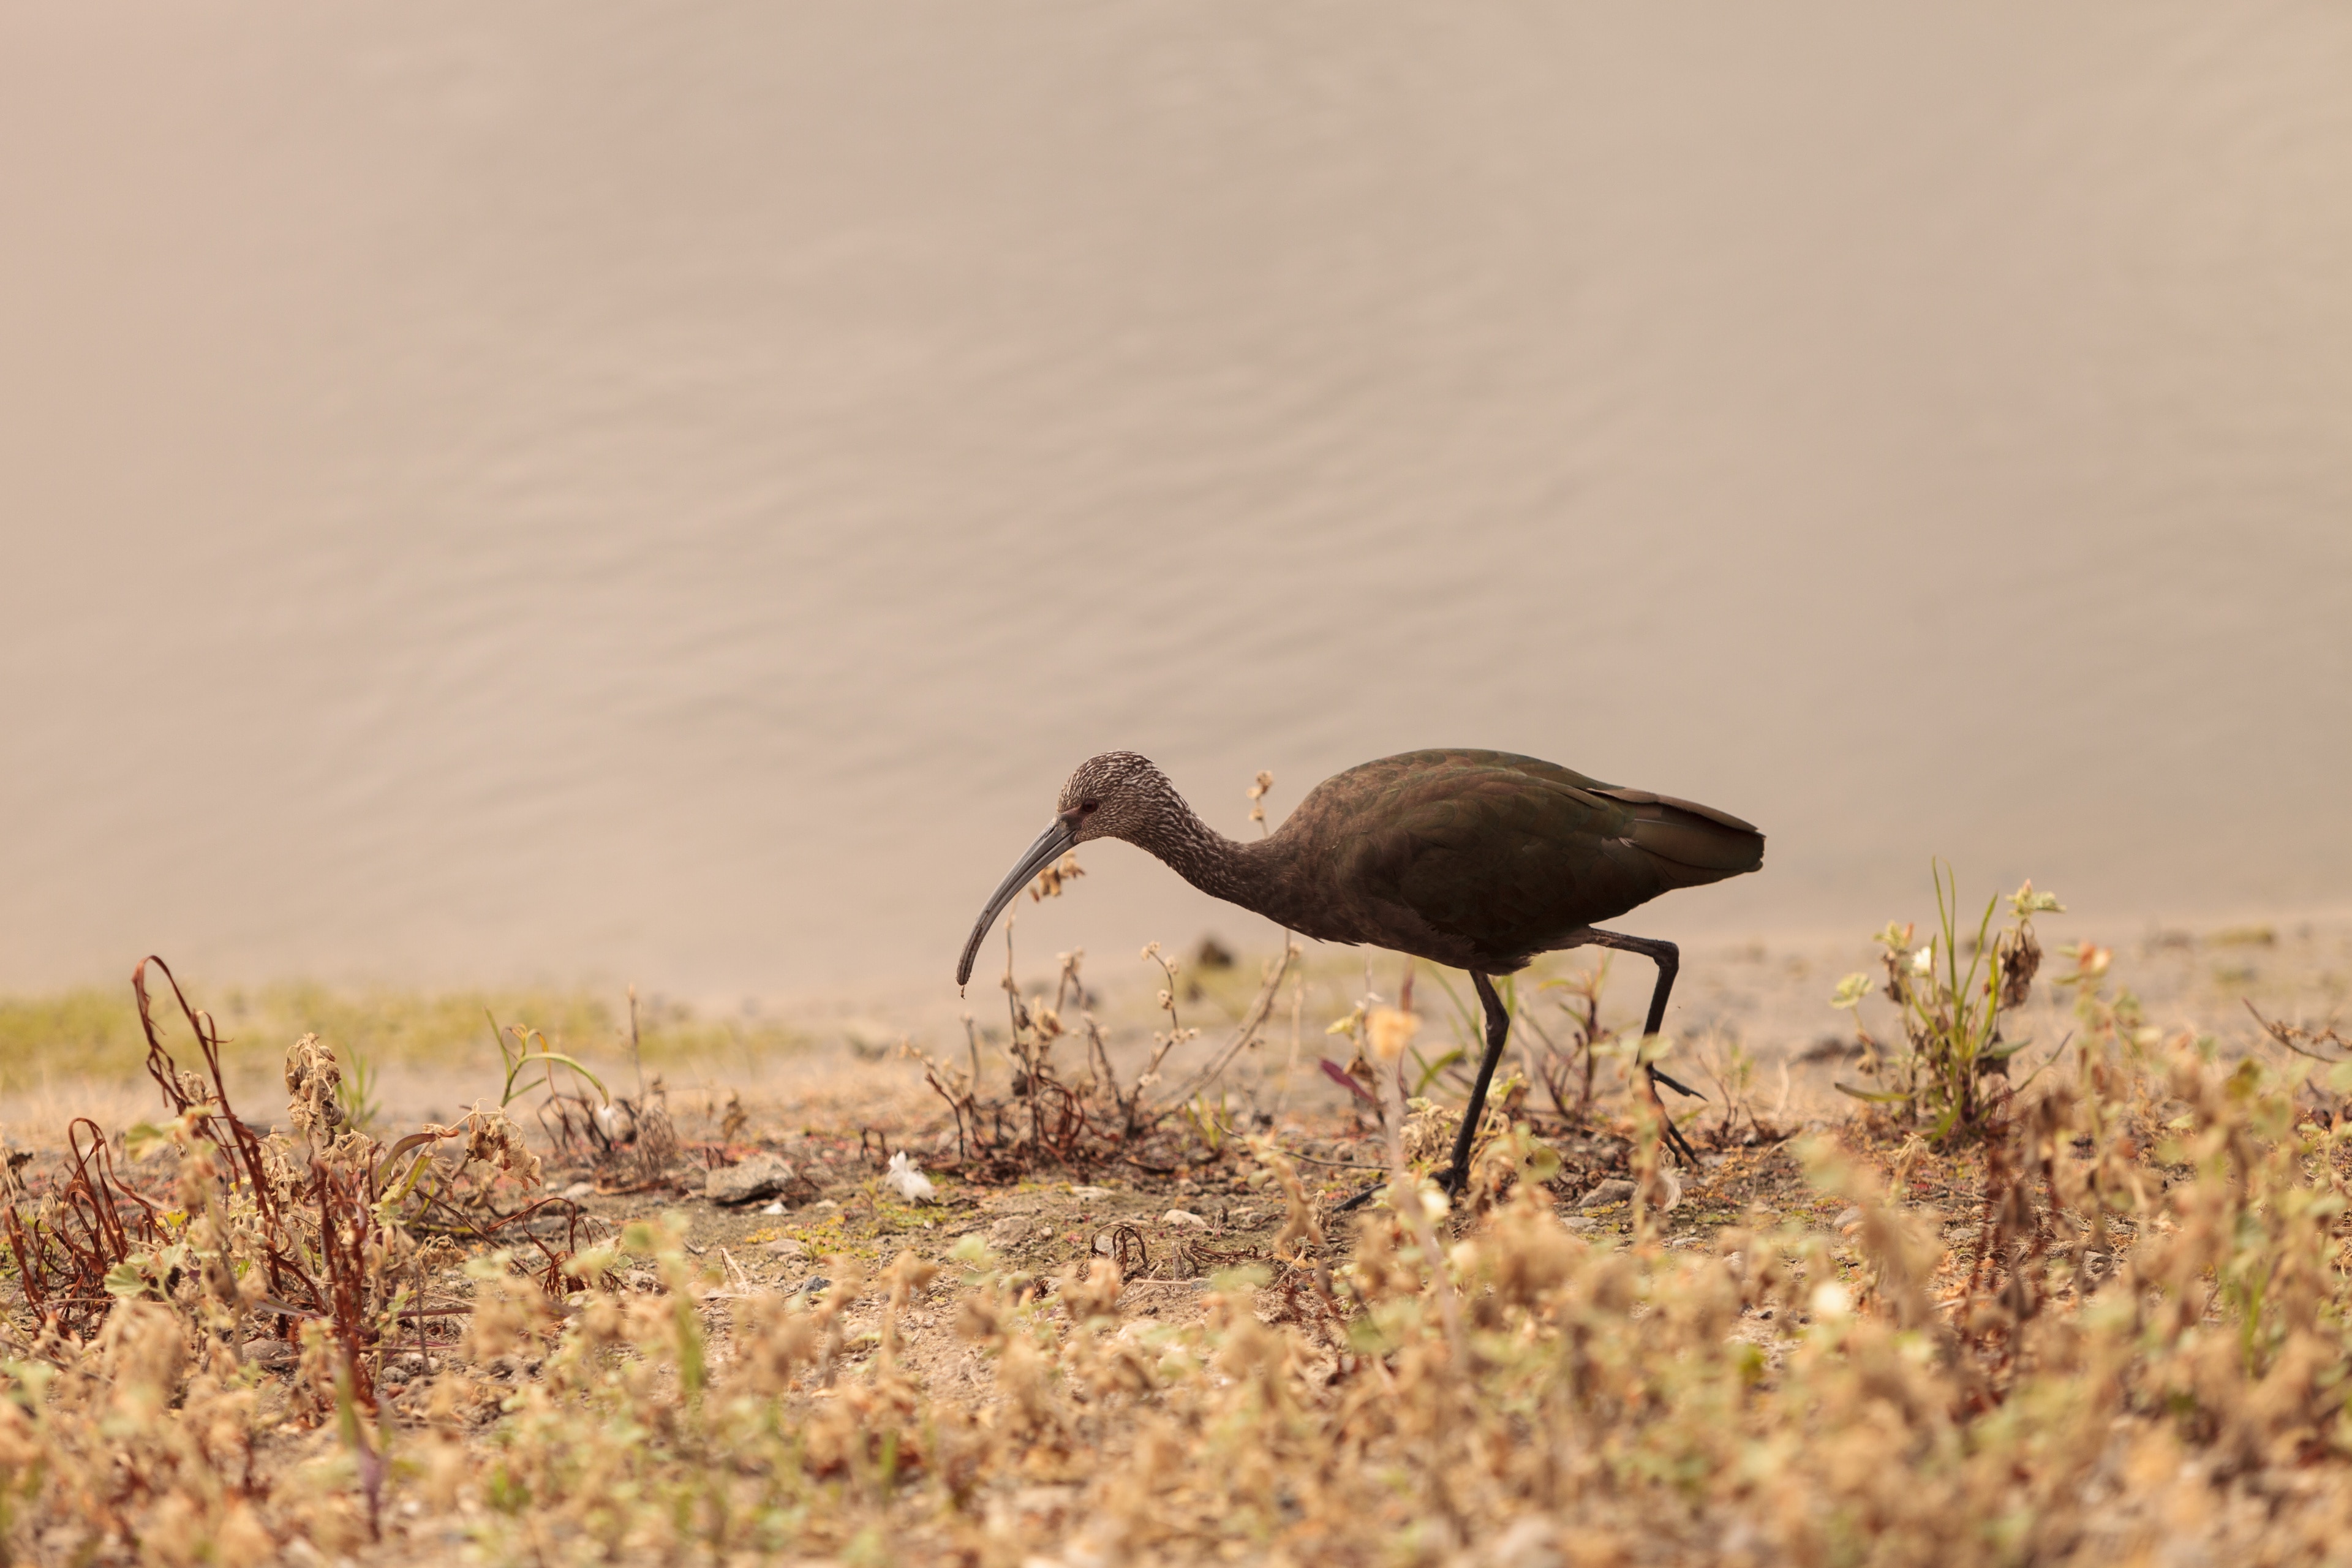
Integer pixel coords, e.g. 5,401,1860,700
238,1338,296,1371
706,1153,795,1206
1577,1180,1635,1212
1161,1209,1208,1229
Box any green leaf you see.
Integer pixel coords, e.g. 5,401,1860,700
1411,1048,1466,1098
500,1051,610,1109
123,1121,177,1163
563,1245,622,1281
103,1259,151,1299
1834,1082,1911,1104
1517,1133,1562,1185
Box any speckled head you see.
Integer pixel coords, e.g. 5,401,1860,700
1055,750,1177,845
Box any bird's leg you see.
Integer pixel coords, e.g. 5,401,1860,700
1438,971,1513,1195
1581,929,1703,1169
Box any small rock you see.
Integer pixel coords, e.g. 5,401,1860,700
1161,1209,1208,1229
1577,1180,1635,1212
1833,1206,1864,1234
990,1216,1033,1244
1069,1184,1111,1200
706,1153,795,1206
238,1337,296,1371
561,1180,595,1199
764,1237,810,1261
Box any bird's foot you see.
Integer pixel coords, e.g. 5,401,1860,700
1650,1066,1705,1100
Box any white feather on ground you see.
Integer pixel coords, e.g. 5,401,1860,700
884,1150,936,1202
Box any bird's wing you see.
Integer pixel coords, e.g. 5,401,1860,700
1332,765,1641,962
1333,758,1761,965
1588,787,1766,880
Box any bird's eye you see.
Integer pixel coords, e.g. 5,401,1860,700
1080,798,1099,813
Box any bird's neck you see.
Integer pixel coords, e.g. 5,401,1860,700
1128,796,1278,912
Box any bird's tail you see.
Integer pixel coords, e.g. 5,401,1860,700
1597,788,1765,889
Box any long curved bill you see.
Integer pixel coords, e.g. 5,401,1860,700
956,819,1076,987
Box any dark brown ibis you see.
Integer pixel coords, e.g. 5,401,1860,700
957,748,1763,1189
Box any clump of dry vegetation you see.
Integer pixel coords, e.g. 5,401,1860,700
908,922,1299,1180
7,882,2352,1565
1828,870,2065,1137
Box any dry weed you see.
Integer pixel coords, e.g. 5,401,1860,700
10,933,2352,1563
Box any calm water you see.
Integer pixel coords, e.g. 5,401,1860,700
3,4,2348,1001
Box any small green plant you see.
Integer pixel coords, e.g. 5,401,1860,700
1527,956,1615,1114
1830,863,2063,1139
486,1012,609,1111
1182,1091,1231,1155
1409,1043,1466,1099
334,1040,383,1134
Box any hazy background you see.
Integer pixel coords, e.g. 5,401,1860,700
4,4,2348,1005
